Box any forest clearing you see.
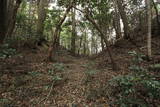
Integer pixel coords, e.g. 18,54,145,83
0,0,160,106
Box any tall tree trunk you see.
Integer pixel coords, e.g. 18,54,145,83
71,7,76,55
83,30,87,55
0,0,21,45
91,35,95,54
101,37,105,51
146,0,152,58
115,0,130,39
78,36,83,55
91,29,96,54
113,1,122,39
0,0,6,45
37,0,49,42
6,0,22,38
57,29,61,47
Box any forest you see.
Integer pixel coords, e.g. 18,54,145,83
0,0,160,106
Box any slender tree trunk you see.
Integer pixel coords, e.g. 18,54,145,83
91,34,95,54
95,36,98,54
91,29,96,54
101,37,105,51
113,2,122,39
146,0,152,58
37,0,49,42
115,0,130,39
71,7,76,55
78,36,83,55
83,30,87,55
57,29,61,47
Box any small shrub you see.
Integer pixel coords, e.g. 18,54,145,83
0,98,12,106
0,44,17,59
128,51,146,63
85,69,99,75
84,69,100,84
47,63,66,76
83,61,100,84
52,63,66,72
28,71,41,76
128,51,147,72
82,62,96,69
129,66,147,72
149,64,160,72
52,75,62,81
48,70,56,75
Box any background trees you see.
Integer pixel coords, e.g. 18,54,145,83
1,0,160,106
0,0,159,56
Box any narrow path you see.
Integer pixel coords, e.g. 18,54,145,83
51,58,89,106
1,51,109,106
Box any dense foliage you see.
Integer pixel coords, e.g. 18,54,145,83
0,0,160,106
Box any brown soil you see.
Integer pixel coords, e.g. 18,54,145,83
0,36,160,106
0,48,112,106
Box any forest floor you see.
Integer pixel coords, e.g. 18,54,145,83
0,47,116,106
0,36,160,106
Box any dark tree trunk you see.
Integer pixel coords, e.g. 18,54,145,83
83,30,87,55
152,0,160,25
0,0,22,45
6,0,22,37
0,0,6,45
101,38,105,51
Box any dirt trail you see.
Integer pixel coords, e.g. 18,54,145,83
50,58,89,106
1,51,100,106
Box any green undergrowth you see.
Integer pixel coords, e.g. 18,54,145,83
0,62,68,106
0,44,17,59
50,63,66,73
107,51,160,107
149,64,160,72
83,61,101,84
83,61,105,101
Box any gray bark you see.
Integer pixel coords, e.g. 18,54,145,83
115,0,130,39
71,7,76,55
146,0,152,58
